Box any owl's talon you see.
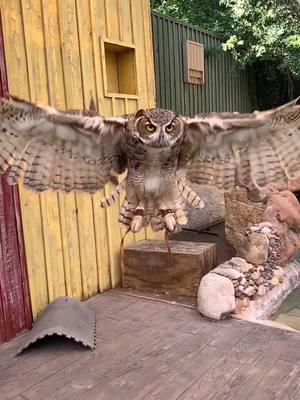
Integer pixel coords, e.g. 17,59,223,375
160,209,176,232
131,208,144,232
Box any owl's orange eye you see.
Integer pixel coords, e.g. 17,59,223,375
165,123,175,133
146,122,156,133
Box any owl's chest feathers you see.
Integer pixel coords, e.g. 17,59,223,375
127,145,179,198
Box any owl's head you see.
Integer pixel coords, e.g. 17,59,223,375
128,108,186,147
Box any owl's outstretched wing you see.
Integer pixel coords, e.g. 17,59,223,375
180,98,300,189
0,97,127,193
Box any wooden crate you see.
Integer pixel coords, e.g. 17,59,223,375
123,240,217,297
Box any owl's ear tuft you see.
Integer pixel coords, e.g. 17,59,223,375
135,109,146,119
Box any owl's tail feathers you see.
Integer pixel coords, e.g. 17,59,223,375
99,180,126,208
176,176,205,208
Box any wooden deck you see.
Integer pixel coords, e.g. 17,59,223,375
1,290,300,400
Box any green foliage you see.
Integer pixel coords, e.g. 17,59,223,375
151,0,229,33
151,0,300,79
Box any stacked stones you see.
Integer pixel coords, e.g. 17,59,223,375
231,261,284,301
213,256,284,306
214,222,284,306
198,188,300,319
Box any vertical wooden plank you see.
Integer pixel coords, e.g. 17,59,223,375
220,49,226,111
89,0,111,292
0,285,5,342
118,99,134,248
12,186,32,330
96,0,119,283
41,0,83,300
57,195,82,299
58,0,99,299
133,2,164,253
178,22,185,114
119,0,133,43
75,0,100,295
104,97,123,287
0,192,31,329
0,7,32,342
41,0,66,106
21,0,66,302
156,16,166,110
104,0,119,40
212,38,218,112
0,176,30,339
58,0,83,104
131,0,151,108
74,192,99,297
171,19,180,113
163,18,171,110
2,0,49,319
151,14,160,108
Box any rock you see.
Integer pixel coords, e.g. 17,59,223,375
270,276,280,286
257,222,273,229
263,188,300,263
239,232,269,265
273,266,284,281
251,271,260,281
230,257,253,273
232,280,240,288
235,299,244,314
240,277,247,285
258,285,267,297
242,297,250,308
213,266,242,280
261,226,271,235
197,273,236,320
258,276,264,285
244,286,255,297
238,285,245,293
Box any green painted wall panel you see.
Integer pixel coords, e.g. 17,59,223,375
151,11,256,116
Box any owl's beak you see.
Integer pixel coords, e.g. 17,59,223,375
158,130,165,146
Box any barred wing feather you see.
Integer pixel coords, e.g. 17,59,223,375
182,98,300,190
0,97,127,193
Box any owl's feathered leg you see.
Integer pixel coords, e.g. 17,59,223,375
176,175,205,208
118,198,136,227
99,179,126,208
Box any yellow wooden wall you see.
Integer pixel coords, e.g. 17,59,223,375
1,0,160,319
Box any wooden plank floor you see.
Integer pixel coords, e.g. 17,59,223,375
1,290,300,400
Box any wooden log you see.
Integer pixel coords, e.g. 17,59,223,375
123,240,217,297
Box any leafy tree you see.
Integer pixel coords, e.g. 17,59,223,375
151,0,300,106
151,0,229,34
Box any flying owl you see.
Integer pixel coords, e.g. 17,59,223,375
0,96,299,234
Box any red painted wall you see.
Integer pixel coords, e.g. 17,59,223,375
0,12,32,343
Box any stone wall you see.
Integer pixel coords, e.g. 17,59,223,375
225,188,264,250
199,186,300,321
225,184,300,252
